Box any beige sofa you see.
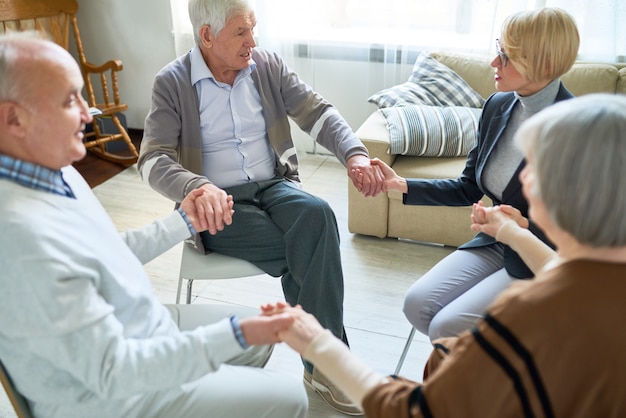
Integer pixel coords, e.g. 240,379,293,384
348,51,626,247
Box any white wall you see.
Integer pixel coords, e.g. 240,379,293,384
288,54,413,153
76,0,177,129
74,0,414,153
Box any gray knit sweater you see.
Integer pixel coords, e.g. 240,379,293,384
138,47,368,203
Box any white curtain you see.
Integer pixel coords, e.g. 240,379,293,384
171,0,625,62
169,0,625,152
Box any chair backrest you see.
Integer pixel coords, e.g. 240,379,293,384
0,0,122,111
0,0,77,49
0,0,138,164
0,358,33,418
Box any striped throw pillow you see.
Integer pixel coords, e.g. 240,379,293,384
381,105,481,157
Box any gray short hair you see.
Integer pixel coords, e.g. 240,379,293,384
188,0,253,44
516,94,626,247
0,31,43,102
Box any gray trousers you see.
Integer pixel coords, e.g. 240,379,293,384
201,178,347,372
133,304,308,418
403,244,518,341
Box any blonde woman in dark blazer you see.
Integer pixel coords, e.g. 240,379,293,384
369,7,580,341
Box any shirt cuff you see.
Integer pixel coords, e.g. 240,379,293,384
176,207,197,236
229,315,249,349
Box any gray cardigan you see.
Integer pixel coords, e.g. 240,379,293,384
139,47,368,203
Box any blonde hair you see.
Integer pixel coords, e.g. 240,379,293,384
501,7,579,83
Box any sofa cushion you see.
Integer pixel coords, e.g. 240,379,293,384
562,63,621,96
380,105,480,157
368,52,485,108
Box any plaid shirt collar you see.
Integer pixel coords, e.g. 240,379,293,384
0,154,75,198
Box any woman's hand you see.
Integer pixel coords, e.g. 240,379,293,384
261,302,326,354
471,201,524,238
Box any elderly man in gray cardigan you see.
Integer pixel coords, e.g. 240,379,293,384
138,0,383,415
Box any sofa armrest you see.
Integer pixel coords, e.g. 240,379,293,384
349,110,394,238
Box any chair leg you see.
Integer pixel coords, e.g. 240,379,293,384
394,327,416,375
175,277,183,304
186,279,194,304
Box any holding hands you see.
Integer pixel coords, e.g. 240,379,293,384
347,155,385,197
238,310,296,346
351,158,408,195
179,184,235,235
470,201,529,238
261,302,325,354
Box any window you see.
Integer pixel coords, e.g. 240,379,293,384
172,0,626,62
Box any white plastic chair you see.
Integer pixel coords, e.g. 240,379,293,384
0,358,33,418
176,243,266,304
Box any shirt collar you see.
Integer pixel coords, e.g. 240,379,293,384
0,154,75,198
189,46,256,87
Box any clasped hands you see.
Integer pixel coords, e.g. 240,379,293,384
178,183,235,235
470,201,529,237
234,302,323,354
351,157,408,195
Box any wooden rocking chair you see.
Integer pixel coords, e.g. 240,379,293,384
0,0,139,165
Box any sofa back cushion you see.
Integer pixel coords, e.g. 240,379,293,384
562,64,620,95
430,51,626,98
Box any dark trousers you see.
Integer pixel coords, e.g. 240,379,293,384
200,178,347,372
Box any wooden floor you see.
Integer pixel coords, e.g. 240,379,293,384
1,150,455,418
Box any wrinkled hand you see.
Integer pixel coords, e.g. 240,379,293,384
347,155,385,197
179,188,208,232
470,201,527,238
239,312,295,346
499,204,529,229
261,302,325,355
366,158,408,194
190,184,235,235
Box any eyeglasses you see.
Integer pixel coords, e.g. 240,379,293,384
495,39,509,67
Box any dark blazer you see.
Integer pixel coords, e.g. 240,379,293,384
404,82,574,278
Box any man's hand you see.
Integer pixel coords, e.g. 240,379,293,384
347,155,385,197
368,158,408,194
239,311,295,346
193,183,235,235
261,302,325,355
179,188,208,232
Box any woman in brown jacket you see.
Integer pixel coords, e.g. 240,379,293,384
265,93,626,417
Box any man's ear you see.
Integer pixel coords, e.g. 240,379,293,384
0,102,28,136
199,25,213,47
